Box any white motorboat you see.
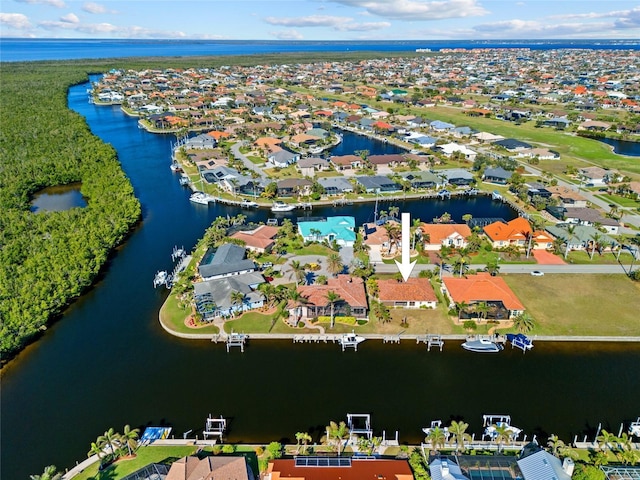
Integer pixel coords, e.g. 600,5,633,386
271,201,296,212
461,338,503,353
630,417,640,437
422,420,449,439
189,191,211,205
482,415,522,441
153,271,168,288
340,332,365,351
240,199,258,208
506,333,534,351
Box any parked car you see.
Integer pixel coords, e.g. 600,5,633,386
530,270,545,276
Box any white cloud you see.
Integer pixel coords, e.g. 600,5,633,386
60,12,79,23
82,2,116,14
270,29,304,40
473,18,614,37
329,0,488,21
264,14,390,32
0,12,32,29
37,19,187,38
15,0,65,8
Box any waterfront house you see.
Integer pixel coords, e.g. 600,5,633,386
166,454,254,480
230,225,279,254
194,272,265,320
401,171,443,190
277,178,313,197
421,223,472,250
198,244,256,281
545,223,616,253
429,457,469,480
266,457,413,480
183,133,217,150
483,217,533,249
291,275,368,321
437,143,477,161
482,166,512,185
561,207,620,234
438,168,474,186
430,120,455,132
318,177,354,195
377,278,437,309
355,175,402,193
405,132,437,148
441,273,525,320
546,186,588,208
330,154,362,171
298,216,356,247
517,447,573,480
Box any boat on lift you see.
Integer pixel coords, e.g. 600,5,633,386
461,338,503,353
630,417,640,437
482,414,522,441
153,271,168,288
506,333,534,352
340,332,365,351
271,201,296,212
240,199,259,208
422,420,449,439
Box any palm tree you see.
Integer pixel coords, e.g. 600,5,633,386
259,283,278,308
287,289,309,325
325,290,342,328
120,424,140,456
547,434,566,457
474,301,490,321
485,258,500,276
449,420,471,454
411,218,423,251
589,232,603,260
230,290,246,313
512,312,535,333
453,251,470,276
290,260,306,285
454,301,469,320
462,213,473,224
493,423,513,453
97,427,120,458
437,247,452,279
425,425,447,453
366,277,379,299
597,429,618,454
389,205,400,220
326,421,350,456
326,252,343,277
30,465,62,480
295,431,312,454
384,222,401,254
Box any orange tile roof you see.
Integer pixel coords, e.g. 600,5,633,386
230,225,279,250
254,137,282,148
421,223,471,245
207,130,231,140
483,217,531,242
362,222,389,246
297,275,367,309
268,458,413,480
443,272,525,310
378,278,437,302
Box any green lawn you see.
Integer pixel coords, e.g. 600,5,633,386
263,165,299,179
223,310,280,333
73,445,199,480
564,250,633,265
246,156,264,165
596,193,640,208
159,294,220,335
291,244,336,256
502,274,640,336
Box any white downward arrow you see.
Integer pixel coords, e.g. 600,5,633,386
395,212,417,282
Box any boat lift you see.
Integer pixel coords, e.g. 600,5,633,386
203,414,227,442
347,413,373,443
226,331,248,352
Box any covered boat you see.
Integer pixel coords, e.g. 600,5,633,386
461,338,503,353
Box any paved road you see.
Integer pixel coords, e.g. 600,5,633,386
372,261,633,275
230,141,267,178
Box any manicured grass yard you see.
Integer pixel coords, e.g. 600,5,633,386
160,294,219,335
502,274,640,336
73,445,199,480
596,193,640,208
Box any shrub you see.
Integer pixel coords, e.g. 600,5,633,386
222,444,235,454
463,320,478,331
267,441,283,459
255,446,264,456
212,445,222,455
317,316,357,325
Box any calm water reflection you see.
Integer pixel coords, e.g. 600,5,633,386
2,81,639,480
30,183,87,212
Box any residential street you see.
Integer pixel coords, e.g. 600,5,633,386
230,141,267,178
372,261,634,275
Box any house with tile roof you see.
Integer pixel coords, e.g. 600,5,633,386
298,216,356,247
166,455,254,480
292,275,368,321
421,223,472,251
441,273,525,320
230,225,279,253
266,457,413,480
483,217,532,249
377,278,437,309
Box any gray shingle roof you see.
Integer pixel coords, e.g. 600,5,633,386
198,244,256,279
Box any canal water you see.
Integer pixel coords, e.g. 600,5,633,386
2,82,640,479
597,137,640,157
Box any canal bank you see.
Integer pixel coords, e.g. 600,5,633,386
2,81,640,480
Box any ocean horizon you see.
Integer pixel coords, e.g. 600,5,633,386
1,38,639,62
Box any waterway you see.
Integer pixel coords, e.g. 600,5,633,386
2,82,640,479
597,137,640,157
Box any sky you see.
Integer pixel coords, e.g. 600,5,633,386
1,0,640,40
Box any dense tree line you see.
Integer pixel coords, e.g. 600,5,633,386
0,63,141,362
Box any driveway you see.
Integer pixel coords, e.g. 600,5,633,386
230,141,267,177
532,249,566,265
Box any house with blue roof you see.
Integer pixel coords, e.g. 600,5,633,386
298,216,356,247
430,120,456,132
